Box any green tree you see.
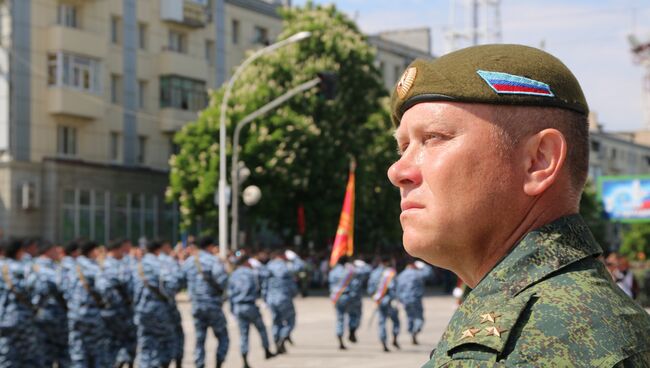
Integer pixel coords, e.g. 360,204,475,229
167,2,401,250
580,180,608,248
620,223,650,259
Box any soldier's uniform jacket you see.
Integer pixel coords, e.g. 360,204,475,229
101,256,134,320
328,263,363,303
424,215,650,367
367,265,398,307
182,250,227,311
262,259,298,306
228,266,261,306
30,257,67,320
66,256,107,318
397,265,433,305
0,257,35,327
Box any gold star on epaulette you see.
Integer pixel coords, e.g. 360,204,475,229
479,312,500,324
484,326,507,338
460,328,481,340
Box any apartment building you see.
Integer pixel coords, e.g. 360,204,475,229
369,28,432,91
0,0,283,243
0,0,432,244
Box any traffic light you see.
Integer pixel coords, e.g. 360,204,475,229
317,72,337,100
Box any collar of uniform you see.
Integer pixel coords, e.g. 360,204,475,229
472,214,602,299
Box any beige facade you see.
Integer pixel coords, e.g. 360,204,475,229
0,0,432,244
0,0,284,243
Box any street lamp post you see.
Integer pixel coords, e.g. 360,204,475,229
230,77,321,250
218,31,312,259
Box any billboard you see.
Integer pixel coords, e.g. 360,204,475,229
598,176,650,222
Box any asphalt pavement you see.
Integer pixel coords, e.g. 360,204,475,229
176,292,458,368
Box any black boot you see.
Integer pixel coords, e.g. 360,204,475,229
412,333,419,345
286,335,294,345
338,336,347,350
217,358,224,368
393,334,401,350
265,348,276,359
382,341,390,352
242,353,251,368
276,338,287,354
349,329,357,343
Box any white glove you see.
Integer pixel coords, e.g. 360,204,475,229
248,258,262,269
452,287,464,299
285,250,298,261
414,260,426,269
353,260,367,268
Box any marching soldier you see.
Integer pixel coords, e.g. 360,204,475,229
396,257,433,345
0,238,42,367
67,240,110,368
31,240,70,367
133,239,181,368
262,249,299,354
102,239,136,368
159,240,186,368
367,256,400,352
228,255,275,368
183,236,229,368
328,256,364,350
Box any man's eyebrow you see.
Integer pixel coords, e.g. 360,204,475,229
392,129,404,141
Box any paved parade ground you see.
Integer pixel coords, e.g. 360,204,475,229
176,292,458,368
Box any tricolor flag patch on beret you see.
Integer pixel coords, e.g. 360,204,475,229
477,70,554,97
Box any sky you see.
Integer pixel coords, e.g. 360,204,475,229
293,0,650,132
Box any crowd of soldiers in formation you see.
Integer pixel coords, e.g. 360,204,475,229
0,236,434,368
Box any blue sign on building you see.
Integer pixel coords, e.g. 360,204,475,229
599,176,650,222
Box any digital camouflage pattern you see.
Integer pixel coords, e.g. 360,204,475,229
423,215,650,367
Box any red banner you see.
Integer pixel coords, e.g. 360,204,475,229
329,161,355,267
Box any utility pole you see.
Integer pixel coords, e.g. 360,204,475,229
446,0,501,53
629,33,650,129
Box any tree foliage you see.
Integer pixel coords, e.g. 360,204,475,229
580,180,608,249
167,2,402,250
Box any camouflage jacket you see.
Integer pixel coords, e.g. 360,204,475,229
423,214,650,367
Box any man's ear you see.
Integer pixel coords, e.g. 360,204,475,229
522,128,567,196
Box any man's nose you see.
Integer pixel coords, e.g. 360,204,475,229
387,151,422,188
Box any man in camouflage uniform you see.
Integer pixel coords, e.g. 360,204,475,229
183,236,229,368
31,240,70,367
228,255,275,368
367,256,400,352
328,256,366,350
262,249,299,354
133,239,181,368
66,240,110,368
396,257,433,345
388,44,650,366
0,239,42,367
102,239,136,368
159,240,186,368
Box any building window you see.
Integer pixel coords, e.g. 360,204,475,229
138,23,147,50
111,16,121,44
590,140,600,153
57,4,78,28
111,74,122,104
137,136,146,164
205,40,215,65
169,136,179,156
57,126,77,156
137,80,147,109
168,30,187,53
232,19,240,44
394,65,401,83
253,26,269,45
110,132,120,161
160,75,207,111
47,52,101,93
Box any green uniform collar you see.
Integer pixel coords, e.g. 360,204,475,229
472,214,602,299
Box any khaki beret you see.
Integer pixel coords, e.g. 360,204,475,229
390,44,588,126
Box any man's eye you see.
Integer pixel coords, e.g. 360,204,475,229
397,143,408,156
423,133,441,144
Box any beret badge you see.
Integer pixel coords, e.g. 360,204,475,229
396,67,417,99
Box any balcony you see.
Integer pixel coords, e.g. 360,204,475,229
160,0,208,28
47,25,107,58
159,50,208,81
48,88,103,120
159,108,198,132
